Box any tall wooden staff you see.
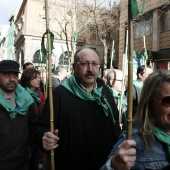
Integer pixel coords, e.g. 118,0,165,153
126,0,134,140
44,0,55,169
119,30,128,125
143,36,147,78
110,40,114,69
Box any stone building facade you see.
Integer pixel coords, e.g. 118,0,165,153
14,0,104,71
119,0,170,70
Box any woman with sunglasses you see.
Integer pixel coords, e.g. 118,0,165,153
101,69,170,170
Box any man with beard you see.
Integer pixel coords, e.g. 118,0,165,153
0,60,37,170
36,48,121,170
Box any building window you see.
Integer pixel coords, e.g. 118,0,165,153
134,17,153,39
160,10,170,32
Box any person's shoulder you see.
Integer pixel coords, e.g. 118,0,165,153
96,77,105,87
53,84,65,93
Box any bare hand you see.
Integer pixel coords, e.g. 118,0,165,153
111,140,137,170
42,129,59,151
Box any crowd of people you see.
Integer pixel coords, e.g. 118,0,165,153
0,48,170,170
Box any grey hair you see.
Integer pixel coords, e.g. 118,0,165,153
73,48,100,64
134,69,170,147
54,66,67,75
107,69,116,86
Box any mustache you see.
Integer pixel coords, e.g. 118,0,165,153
84,72,95,76
7,82,17,86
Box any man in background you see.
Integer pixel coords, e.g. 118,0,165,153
52,65,67,91
0,60,37,170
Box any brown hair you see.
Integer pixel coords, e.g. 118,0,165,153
20,68,40,88
133,69,170,147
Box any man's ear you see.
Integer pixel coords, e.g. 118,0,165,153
110,79,115,86
138,73,143,79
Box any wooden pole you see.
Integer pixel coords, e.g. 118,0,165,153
44,0,55,169
126,0,134,140
110,40,114,69
143,36,147,78
119,30,128,126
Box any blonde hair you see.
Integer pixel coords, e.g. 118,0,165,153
133,69,170,147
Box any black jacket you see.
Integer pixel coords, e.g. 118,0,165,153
0,104,37,170
36,77,121,170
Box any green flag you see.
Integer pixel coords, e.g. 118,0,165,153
142,48,148,60
41,29,54,63
140,0,147,15
131,0,139,19
73,31,78,44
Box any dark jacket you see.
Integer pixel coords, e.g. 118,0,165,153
36,77,121,170
0,104,37,170
125,85,142,117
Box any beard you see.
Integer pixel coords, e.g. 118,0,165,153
0,82,17,93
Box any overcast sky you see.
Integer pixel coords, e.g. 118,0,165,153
0,0,120,32
0,0,23,30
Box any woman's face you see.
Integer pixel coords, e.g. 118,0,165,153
153,82,170,134
30,74,40,90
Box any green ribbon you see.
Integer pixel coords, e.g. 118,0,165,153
154,127,170,157
0,84,34,118
41,29,54,62
25,87,43,117
133,79,143,90
61,74,116,124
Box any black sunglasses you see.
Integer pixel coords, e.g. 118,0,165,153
159,96,170,108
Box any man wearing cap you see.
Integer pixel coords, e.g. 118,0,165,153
0,60,37,170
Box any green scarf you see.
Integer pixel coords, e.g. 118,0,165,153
154,127,170,157
133,79,143,90
0,84,34,118
26,87,42,116
61,75,116,124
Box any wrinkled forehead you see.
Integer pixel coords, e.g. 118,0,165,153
76,49,99,62
114,69,123,79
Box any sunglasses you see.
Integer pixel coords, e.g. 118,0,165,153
158,96,170,108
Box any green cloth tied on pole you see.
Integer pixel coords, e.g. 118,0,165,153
41,29,54,63
140,0,147,15
142,47,148,60
131,0,147,18
131,0,139,19
73,31,78,44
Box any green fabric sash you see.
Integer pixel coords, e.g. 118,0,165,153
61,75,116,124
0,84,34,118
25,87,42,116
133,79,143,90
154,127,170,157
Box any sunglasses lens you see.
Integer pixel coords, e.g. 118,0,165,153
161,96,170,108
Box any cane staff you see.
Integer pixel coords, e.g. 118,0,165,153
119,30,128,127
110,40,114,69
44,0,55,169
143,36,147,79
126,0,134,140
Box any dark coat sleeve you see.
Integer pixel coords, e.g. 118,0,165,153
28,104,39,153
102,85,121,139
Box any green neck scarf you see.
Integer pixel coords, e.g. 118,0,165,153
0,84,34,118
61,75,115,124
154,127,170,157
133,79,143,90
26,87,42,116
110,88,127,107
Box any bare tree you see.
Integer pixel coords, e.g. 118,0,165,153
82,0,120,68
49,0,120,68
